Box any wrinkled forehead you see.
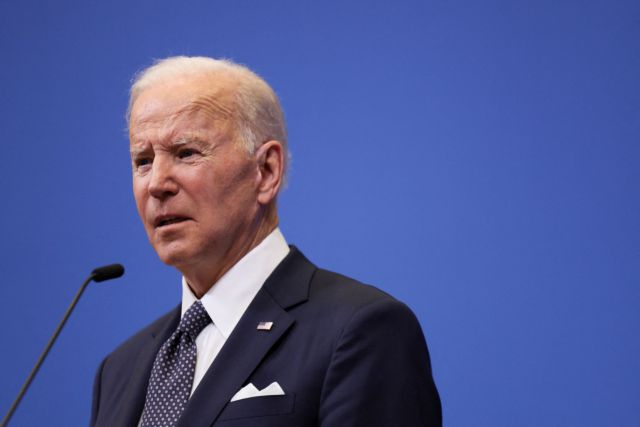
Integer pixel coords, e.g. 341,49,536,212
129,74,238,138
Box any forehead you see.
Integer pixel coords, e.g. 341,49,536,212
129,74,237,144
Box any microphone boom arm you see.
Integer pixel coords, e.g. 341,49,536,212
0,264,124,427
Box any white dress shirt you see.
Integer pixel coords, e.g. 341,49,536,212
181,228,290,396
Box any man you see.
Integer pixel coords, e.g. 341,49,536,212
91,56,441,426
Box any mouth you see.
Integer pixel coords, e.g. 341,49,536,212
154,215,191,228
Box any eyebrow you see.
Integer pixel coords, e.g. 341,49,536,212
172,136,204,146
129,145,147,157
129,136,208,157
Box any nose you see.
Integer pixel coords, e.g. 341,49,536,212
148,156,179,199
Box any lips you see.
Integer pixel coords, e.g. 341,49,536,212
154,215,191,228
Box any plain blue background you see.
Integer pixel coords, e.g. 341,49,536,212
1,1,638,425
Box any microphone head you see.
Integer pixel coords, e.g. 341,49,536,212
91,264,125,282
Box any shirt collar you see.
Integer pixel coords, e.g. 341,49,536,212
181,227,290,339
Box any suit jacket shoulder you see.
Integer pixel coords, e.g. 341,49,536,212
264,252,441,426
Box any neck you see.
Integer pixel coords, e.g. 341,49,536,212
182,206,279,298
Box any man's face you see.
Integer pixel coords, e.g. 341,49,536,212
129,75,261,275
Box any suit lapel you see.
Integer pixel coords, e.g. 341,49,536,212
177,247,316,427
110,306,180,427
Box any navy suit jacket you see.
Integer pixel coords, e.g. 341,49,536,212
90,247,441,426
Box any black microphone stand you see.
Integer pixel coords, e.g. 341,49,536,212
0,264,124,427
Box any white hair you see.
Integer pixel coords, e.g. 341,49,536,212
128,56,289,177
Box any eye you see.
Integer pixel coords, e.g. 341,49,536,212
133,156,152,171
178,148,199,159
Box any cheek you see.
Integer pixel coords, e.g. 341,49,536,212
193,180,253,226
132,181,149,219
187,165,234,198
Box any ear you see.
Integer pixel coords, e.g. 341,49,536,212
255,140,284,205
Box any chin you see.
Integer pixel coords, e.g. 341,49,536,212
156,252,183,267
153,242,193,267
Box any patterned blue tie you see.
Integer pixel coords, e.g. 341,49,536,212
140,301,211,427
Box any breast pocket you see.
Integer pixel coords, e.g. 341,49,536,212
217,394,296,421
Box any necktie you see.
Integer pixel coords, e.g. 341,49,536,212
140,301,212,427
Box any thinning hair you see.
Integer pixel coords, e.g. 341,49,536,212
128,56,289,177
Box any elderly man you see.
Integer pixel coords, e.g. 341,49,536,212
90,56,441,427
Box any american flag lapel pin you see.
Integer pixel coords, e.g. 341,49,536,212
257,321,274,331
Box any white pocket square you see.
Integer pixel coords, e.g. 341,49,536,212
230,382,285,402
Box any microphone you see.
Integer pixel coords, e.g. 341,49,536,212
0,264,125,427
91,263,125,282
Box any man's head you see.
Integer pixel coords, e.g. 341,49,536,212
128,56,287,296
128,57,288,167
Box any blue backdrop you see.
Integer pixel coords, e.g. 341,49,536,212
1,1,638,426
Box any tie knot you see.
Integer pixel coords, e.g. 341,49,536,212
178,301,211,339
